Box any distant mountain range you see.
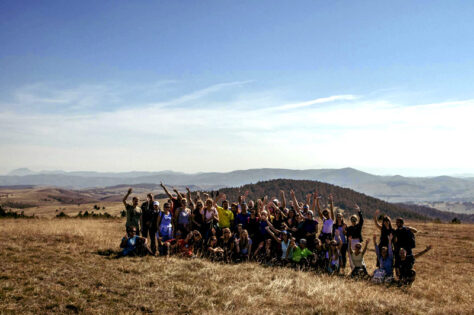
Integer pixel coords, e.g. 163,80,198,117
2,167,474,203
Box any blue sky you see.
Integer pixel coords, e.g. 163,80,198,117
1,1,473,176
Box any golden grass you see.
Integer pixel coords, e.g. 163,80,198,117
1,219,473,314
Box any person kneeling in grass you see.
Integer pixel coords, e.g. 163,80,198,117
395,245,432,286
289,238,314,270
206,236,224,261
348,236,369,278
372,233,394,284
119,226,153,257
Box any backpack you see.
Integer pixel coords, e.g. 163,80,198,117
407,228,416,249
372,268,386,284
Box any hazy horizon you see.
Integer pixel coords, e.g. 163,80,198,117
1,2,473,177
3,166,474,178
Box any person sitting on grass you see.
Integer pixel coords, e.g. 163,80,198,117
372,233,394,284
190,230,204,258
348,236,370,278
119,226,153,257
395,245,432,286
266,226,292,265
175,231,202,258
310,238,327,271
289,238,314,270
206,235,224,261
219,227,235,263
327,230,343,275
235,229,252,262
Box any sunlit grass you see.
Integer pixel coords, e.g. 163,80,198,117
1,219,472,314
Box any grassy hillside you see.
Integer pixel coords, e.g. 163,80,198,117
1,218,472,314
202,179,428,220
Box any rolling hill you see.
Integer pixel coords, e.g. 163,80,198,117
201,179,473,222
1,167,474,203
2,179,472,222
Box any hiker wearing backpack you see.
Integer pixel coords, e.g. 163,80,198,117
393,217,417,264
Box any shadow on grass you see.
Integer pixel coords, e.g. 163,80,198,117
96,249,118,257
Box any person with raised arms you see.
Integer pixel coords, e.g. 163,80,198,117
265,223,292,265
346,204,364,250
123,188,142,234
333,211,348,271
395,244,432,286
160,182,181,215
215,192,234,231
348,236,370,278
315,191,334,242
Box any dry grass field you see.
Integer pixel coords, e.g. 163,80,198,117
1,217,473,314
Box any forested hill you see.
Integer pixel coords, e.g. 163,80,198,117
201,179,471,222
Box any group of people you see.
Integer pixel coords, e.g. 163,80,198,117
120,183,432,286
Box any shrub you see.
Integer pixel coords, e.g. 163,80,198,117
451,217,461,224
0,205,36,219
56,211,69,218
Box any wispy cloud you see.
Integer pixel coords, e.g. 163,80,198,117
272,94,358,111
0,81,473,175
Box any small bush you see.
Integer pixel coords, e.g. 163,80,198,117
0,206,36,219
56,211,69,218
451,217,461,224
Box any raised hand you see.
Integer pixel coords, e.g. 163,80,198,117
328,194,333,202
375,209,380,216
127,188,133,194
290,190,295,197
373,234,377,242
354,203,360,210
388,233,393,242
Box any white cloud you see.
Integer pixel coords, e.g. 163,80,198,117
271,94,358,111
0,81,473,175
